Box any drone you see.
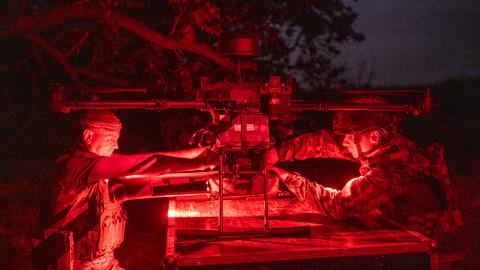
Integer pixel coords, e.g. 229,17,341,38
50,31,432,235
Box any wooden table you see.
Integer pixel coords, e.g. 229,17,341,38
164,195,437,270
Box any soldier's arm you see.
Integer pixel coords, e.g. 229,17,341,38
154,146,211,159
88,148,216,182
276,130,353,163
272,165,407,219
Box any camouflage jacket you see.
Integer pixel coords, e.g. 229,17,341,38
277,130,462,242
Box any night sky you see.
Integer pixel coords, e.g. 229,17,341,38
341,0,480,86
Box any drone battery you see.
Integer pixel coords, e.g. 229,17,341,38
218,113,269,147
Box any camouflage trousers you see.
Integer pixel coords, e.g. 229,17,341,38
75,202,127,270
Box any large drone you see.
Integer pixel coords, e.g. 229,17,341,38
50,31,432,235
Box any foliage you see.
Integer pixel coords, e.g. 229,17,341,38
1,0,363,96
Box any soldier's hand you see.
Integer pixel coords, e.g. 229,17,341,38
265,147,279,166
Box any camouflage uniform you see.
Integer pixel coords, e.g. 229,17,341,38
276,129,462,244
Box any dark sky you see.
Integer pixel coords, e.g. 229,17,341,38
340,0,480,86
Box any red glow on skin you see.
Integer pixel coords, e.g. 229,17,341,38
342,131,380,159
84,129,120,157
160,147,210,159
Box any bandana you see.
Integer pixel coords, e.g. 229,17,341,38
79,110,122,132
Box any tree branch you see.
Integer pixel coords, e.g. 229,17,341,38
27,33,82,87
76,68,133,86
65,31,91,58
288,28,304,52
106,11,234,70
1,5,98,39
2,4,234,70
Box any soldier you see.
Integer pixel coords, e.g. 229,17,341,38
50,110,216,270
268,96,462,248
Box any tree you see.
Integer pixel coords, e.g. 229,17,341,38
1,0,363,96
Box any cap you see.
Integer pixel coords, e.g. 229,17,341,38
79,110,122,132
